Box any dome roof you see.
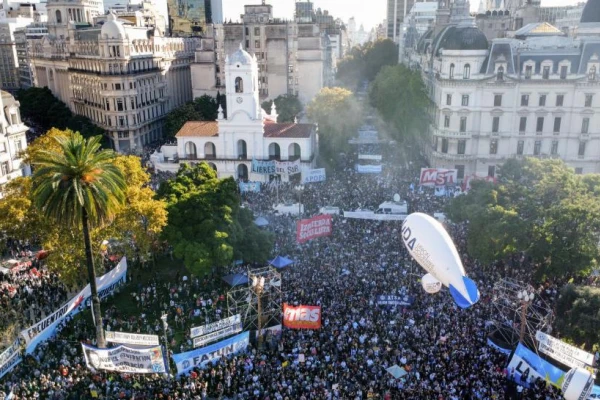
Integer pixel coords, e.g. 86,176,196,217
433,25,489,56
416,28,434,54
101,12,126,39
228,43,254,65
581,0,600,23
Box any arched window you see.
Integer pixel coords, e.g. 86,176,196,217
185,142,197,159
589,66,596,81
237,140,247,159
463,64,471,79
204,142,216,159
497,66,504,81
235,77,243,93
55,10,62,24
208,162,217,172
268,143,280,160
449,64,455,79
237,164,248,181
288,143,301,161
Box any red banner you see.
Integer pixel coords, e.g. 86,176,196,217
419,168,458,186
296,214,332,243
282,304,321,329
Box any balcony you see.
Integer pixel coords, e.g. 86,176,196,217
430,150,475,161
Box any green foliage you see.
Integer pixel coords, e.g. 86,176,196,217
369,64,429,143
336,39,399,87
306,87,362,170
446,158,600,277
158,163,272,276
261,94,303,123
164,94,222,139
555,285,600,351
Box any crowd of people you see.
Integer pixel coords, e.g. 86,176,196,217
0,163,573,399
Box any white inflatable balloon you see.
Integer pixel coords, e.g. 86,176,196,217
421,273,442,294
401,213,480,308
562,367,594,400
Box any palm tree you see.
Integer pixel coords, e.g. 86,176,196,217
31,132,126,348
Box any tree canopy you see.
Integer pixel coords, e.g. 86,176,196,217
261,94,303,123
306,87,362,169
555,284,600,352
369,64,429,143
446,158,600,278
158,163,272,276
164,94,223,139
336,39,399,88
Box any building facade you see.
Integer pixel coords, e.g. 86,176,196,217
191,3,332,104
387,0,416,40
405,0,600,179
0,90,29,197
153,45,317,181
30,10,199,152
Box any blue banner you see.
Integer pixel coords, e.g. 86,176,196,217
507,343,566,388
172,331,249,376
239,182,261,193
376,294,414,307
487,338,512,355
251,160,275,175
356,164,382,174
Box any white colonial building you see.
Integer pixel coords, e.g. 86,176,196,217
153,45,317,181
404,0,600,179
0,90,29,197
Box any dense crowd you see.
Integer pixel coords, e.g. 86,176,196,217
0,165,570,399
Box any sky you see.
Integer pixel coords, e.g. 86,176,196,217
222,0,585,32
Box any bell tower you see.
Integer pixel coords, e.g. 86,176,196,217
224,44,261,121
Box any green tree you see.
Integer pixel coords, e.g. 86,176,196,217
31,132,126,348
261,94,303,123
369,64,429,143
164,94,222,139
306,87,361,169
555,285,600,351
336,39,399,87
446,158,600,277
158,163,272,275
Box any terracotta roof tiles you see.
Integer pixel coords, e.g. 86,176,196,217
175,121,219,138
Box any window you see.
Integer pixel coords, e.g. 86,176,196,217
115,83,121,90
579,141,586,156
449,63,454,79
539,95,546,107
551,140,558,155
519,117,527,133
525,65,532,79
497,66,504,80
245,40,249,48
556,94,564,107
589,66,596,80
534,140,541,155
0,142,5,152
457,139,466,154
489,139,498,154
463,64,470,79
15,140,22,152
488,165,496,177
492,117,500,133
235,77,243,93
460,117,467,132
517,140,524,155
1,161,8,176
585,94,593,107
552,117,561,134
254,27,260,36
255,40,260,48
444,115,450,128
455,165,465,179
446,94,452,105
582,117,590,134
560,65,568,79
494,94,502,107
575,167,583,175
117,99,123,111
536,117,544,133
462,95,469,106
542,66,550,79
521,95,529,106
441,138,449,153
245,27,249,35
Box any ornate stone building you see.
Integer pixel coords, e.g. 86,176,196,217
0,90,29,197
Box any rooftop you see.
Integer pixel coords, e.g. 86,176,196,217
175,121,219,138
263,122,314,138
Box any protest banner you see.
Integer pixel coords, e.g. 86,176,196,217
275,160,301,175
105,331,160,346
190,314,241,339
82,343,166,374
193,323,243,348
251,159,275,175
376,295,414,307
419,168,458,186
296,214,332,243
172,331,249,375
239,182,261,193
301,168,326,184
0,340,21,380
536,331,594,369
283,304,321,329
356,164,382,174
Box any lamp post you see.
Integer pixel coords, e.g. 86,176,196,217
160,313,170,378
252,276,265,348
294,184,305,216
517,289,535,343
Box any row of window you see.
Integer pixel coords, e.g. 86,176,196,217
447,93,593,108
437,137,587,156
442,115,591,134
